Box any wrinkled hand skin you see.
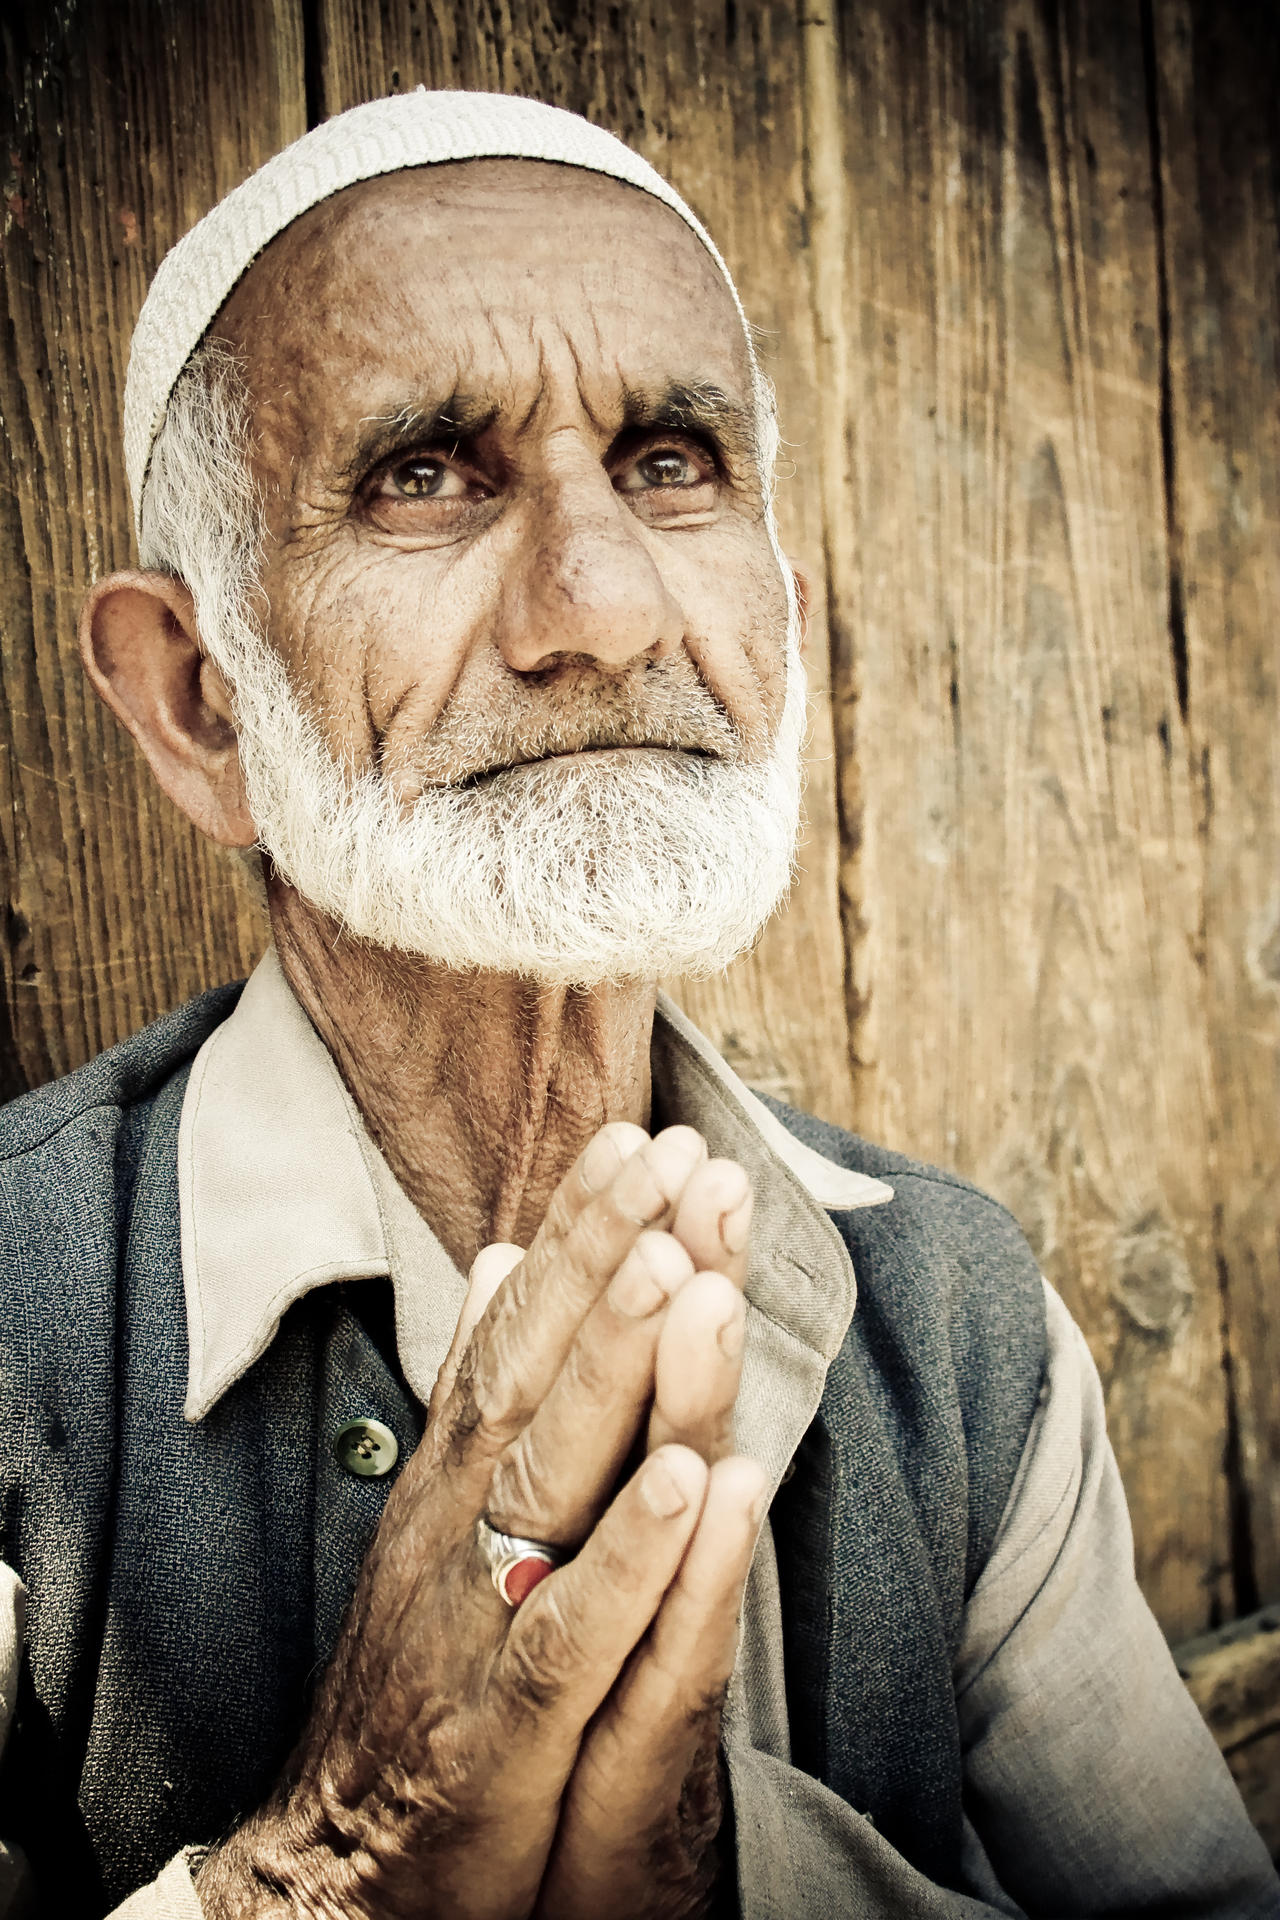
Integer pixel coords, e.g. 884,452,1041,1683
195,1122,764,1920
538,1697,733,1920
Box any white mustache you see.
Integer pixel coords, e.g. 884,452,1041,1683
223,619,806,986
402,655,741,792
449,739,727,790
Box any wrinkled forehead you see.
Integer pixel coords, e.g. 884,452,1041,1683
214,161,757,466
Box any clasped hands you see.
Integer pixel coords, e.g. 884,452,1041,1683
198,1123,763,1919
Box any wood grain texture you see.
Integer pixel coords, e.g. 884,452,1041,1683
0,0,293,1097
1152,0,1280,1619
1175,1604,1280,1853
310,0,859,1128
820,0,1237,1636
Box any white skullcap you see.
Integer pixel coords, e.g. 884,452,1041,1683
124,89,747,534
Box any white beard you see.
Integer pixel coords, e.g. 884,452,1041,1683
219,614,806,988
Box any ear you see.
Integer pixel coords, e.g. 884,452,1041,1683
79,570,258,847
787,559,814,657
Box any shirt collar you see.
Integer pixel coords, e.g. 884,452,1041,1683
178,951,892,1445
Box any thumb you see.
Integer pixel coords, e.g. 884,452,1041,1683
428,1242,525,1420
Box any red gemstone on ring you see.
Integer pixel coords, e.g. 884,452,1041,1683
499,1552,557,1607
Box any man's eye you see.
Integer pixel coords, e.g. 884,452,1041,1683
379,457,468,500
616,446,708,493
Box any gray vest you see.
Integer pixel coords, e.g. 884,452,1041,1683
0,987,1045,1915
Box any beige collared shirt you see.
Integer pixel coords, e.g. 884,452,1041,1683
2,953,1275,1918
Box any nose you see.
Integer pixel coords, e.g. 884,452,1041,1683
497,451,686,673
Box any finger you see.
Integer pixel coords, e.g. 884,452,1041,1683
536,1120,652,1261
514,1125,708,1329
590,1455,764,1796
642,1453,766,1691
647,1270,746,1462
539,1456,764,1911
670,1157,753,1290
446,1127,708,1473
435,1118,650,1422
487,1230,697,1544
495,1445,709,1734
428,1242,524,1422
462,1242,525,1342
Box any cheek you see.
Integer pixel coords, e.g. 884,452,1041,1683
674,531,793,741
745,570,793,722
262,546,488,764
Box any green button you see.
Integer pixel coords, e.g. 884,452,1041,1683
333,1418,399,1479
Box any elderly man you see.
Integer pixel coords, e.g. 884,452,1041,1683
0,91,1274,1920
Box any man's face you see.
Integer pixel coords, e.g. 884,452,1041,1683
173,159,804,984
215,159,791,799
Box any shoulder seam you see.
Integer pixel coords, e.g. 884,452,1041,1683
867,1165,1032,1236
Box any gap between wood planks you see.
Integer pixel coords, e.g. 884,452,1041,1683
797,3,869,1086
1140,0,1259,1627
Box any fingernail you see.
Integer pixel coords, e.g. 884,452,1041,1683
609,1246,669,1318
721,1188,753,1254
642,1457,691,1519
648,1127,707,1191
717,1307,745,1360
582,1132,625,1194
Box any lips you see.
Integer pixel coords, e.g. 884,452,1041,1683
452,741,720,789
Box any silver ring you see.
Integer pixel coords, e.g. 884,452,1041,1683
475,1515,568,1608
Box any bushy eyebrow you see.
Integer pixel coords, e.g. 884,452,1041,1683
331,377,760,488
333,393,500,487
618,381,760,471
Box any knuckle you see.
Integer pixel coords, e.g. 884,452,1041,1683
496,1256,535,1318
541,1178,583,1242
487,1435,556,1536
499,1589,580,1715
442,1343,523,1464
562,1205,618,1277
588,1521,652,1604
559,1327,619,1408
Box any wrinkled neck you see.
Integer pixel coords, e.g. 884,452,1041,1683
268,880,655,1273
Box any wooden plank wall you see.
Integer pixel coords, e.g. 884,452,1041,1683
2,0,1277,1811
0,0,297,1096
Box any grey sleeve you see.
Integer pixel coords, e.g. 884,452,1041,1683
0,1562,204,1920
723,1477,1026,1917
955,1281,1278,1918
726,1740,1025,1918
722,1284,1279,1919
